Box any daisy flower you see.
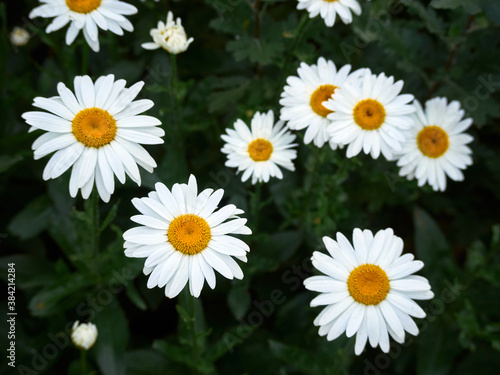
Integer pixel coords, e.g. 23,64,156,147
123,175,252,298
326,70,415,160
304,228,433,355
22,74,164,202
297,0,362,27
396,97,473,191
280,57,361,148
221,110,297,184
29,0,137,52
141,11,194,54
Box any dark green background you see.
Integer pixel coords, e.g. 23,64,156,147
1,0,500,374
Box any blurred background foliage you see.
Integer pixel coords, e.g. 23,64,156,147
1,0,500,374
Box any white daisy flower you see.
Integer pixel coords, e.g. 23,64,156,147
10,26,31,47
123,175,252,298
326,70,415,160
304,228,434,355
396,97,473,191
71,321,98,350
297,0,362,27
221,110,297,184
280,57,361,148
29,0,137,52
22,74,164,202
141,11,193,54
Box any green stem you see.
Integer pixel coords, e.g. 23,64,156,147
279,14,310,90
169,53,180,135
170,53,178,91
189,292,199,359
80,349,87,375
81,44,89,75
91,189,100,258
250,183,262,231
180,288,201,364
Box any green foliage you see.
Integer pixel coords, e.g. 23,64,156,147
1,0,500,374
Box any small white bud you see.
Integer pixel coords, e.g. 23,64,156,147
71,321,98,350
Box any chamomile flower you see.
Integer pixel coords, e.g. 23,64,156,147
280,57,360,148
304,228,433,355
297,0,362,27
396,97,473,191
22,74,164,202
326,70,415,160
123,175,252,298
29,0,137,52
221,110,297,184
141,11,193,54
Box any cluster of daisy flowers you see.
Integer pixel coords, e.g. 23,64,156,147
19,0,472,359
28,1,193,54
279,57,474,192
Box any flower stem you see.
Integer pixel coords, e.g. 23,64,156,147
80,349,87,375
279,14,310,90
179,288,202,365
250,182,262,231
168,53,180,135
91,188,100,258
81,44,89,75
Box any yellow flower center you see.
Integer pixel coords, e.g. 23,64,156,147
347,264,390,305
167,214,211,255
247,138,273,162
353,99,386,130
417,125,449,158
310,84,337,117
66,0,102,13
72,108,117,148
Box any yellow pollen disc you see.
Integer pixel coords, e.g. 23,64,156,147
417,125,449,158
347,264,390,305
310,84,337,117
248,138,273,162
353,99,386,130
66,0,102,13
167,214,211,255
72,108,117,148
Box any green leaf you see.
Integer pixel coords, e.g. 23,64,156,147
100,200,120,233
413,206,451,284
93,298,129,375
0,255,55,290
430,0,481,14
125,282,147,311
480,0,500,26
401,0,446,37
417,316,461,375
226,35,285,65
227,282,251,319
29,272,94,317
8,195,54,240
